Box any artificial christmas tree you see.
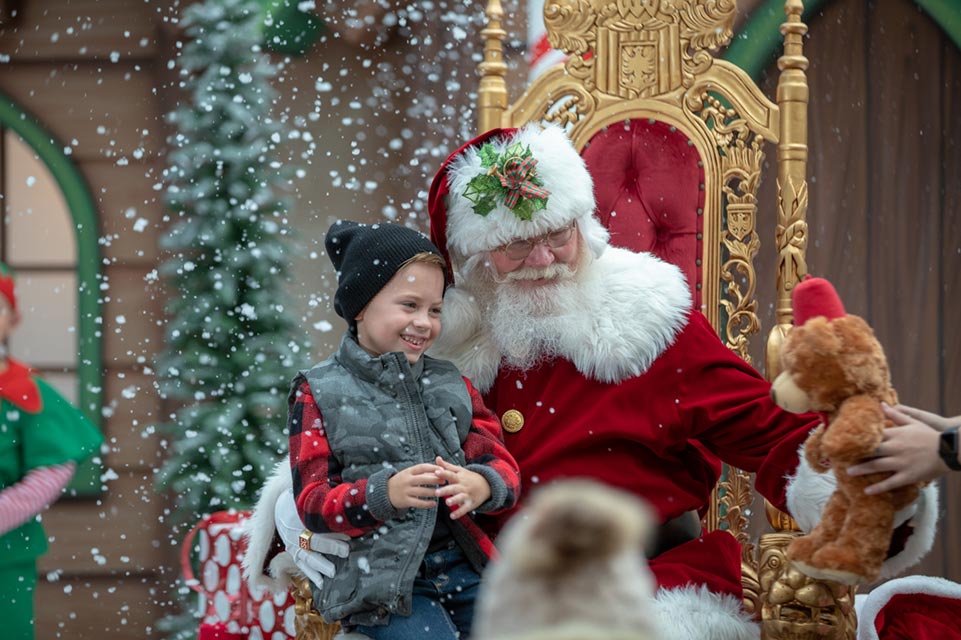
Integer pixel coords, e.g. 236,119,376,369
155,0,306,635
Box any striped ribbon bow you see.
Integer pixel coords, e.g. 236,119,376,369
491,156,551,209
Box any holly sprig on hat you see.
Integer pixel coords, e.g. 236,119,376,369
461,142,551,221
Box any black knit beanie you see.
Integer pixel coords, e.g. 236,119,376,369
325,220,448,327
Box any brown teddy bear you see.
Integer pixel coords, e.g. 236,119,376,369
770,276,922,585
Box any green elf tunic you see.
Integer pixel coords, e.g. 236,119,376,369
0,359,103,639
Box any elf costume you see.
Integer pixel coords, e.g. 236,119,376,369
0,265,103,640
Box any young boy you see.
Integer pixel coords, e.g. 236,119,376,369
289,220,520,639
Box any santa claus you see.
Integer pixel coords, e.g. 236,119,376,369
245,125,940,639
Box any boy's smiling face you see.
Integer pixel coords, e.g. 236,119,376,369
355,261,445,364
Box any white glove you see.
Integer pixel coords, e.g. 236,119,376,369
274,488,350,587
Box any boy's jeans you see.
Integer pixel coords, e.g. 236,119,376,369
355,545,481,640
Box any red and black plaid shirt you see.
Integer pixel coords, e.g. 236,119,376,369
289,376,520,538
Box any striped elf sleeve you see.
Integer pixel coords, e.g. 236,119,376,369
0,462,75,536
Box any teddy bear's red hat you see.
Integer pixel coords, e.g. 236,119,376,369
792,275,846,325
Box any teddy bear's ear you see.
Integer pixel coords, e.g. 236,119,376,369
792,316,842,357
832,315,891,389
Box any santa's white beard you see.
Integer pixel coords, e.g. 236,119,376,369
464,253,589,371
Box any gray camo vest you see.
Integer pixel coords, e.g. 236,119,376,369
305,334,486,627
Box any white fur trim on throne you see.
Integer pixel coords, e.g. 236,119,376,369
242,459,298,593
784,445,939,580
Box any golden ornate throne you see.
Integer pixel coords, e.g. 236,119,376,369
291,2,857,639
471,0,856,638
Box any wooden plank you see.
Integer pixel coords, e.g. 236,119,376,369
102,264,165,367
803,0,870,318
0,62,166,163
940,33,961,584
84,160,167,264
751,0,870,370
0,0,162,61
38,470,165,574
104,369,163,470
867,0,944,578
35,575,170,640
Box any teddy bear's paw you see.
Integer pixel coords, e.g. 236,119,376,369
786,535,820,564
805,543,875,585
791,558,864,586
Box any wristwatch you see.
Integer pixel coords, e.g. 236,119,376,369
939,426,961,471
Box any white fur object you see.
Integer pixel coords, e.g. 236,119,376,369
474,480,660,640
651,584,760,640
242,460,299,593
430,246,691,392
443,124,610,261
784,446,939,579
855,575,961,640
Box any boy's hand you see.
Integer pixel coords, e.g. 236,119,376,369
388,463,442,509
433,456,491,519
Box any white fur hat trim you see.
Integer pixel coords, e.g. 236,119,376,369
443,124,608,260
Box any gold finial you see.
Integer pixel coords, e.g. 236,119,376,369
478,0,508,134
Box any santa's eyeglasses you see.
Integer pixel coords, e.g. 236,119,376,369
493,222,577,261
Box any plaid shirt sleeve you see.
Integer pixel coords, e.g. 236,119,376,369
288,376,383,536
461,376,521,514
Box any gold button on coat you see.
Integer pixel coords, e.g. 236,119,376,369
501,409,524,433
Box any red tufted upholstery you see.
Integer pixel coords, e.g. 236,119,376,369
581,119,705,309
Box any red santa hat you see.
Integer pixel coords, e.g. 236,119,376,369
0,263,16,313
792,274,846,325
427,124,609,278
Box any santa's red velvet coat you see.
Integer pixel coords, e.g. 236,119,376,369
429,244,940,638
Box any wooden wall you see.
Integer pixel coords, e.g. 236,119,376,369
752,0,961,583
0,1,176,636
0,0,958,637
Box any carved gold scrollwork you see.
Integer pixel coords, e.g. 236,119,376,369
722,465,755,555
544,0,598,90
544,92,588,129
742,559,761,620
775,176,809,298
691,92,763,362
527,85,595,131
292,578,340,640
541,0,738,99
678,0,737,51
544,0,596,55
708,467,759,618
758,533,857,640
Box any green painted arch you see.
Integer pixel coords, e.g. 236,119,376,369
0,91,103,494
725,0,961,78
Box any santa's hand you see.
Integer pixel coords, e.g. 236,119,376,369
274,488,349,586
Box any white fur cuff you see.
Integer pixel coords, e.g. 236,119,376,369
784,444,836,533
784,447,940,579
651,585,759,640
856,575,961,640
876,482,938,580
242,459,298,594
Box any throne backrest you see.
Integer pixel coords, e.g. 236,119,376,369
475,0,816,617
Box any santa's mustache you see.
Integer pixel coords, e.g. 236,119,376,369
493,262,576,284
